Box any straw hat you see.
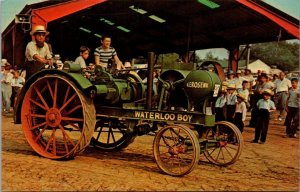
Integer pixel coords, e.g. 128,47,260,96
1,59,7,66
262,89,274,96
30,25,49,36
227,84,236,90
236,70,242,74
237,93,247,101
222,81,229,87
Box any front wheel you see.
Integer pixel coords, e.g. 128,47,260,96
203,121,243,166
153,124,200,176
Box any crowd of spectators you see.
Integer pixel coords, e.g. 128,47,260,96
215,69,299,144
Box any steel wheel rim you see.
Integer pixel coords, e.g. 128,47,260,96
153,124,200,176
21,75,95,159
203,121,243,166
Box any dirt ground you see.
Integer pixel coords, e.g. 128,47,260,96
1,112,299,191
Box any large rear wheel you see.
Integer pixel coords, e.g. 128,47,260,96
21,75,95,159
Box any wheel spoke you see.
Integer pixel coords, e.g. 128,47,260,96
30,122,47,130
46,80,54,98
61,128,69,154
223,146,234,159
107,127,111,144
215,147,222,162
61,117,83,122
45,128,56,152
30,113,46,118
63,85,71,104
162,135,172,148
29,99,47,111
63,120,80,130
64,105,82,116
53,78,58,108
34,86,49,110
96,126,103,140
58,124,75,147
111,127,116,144
59,93,77,112
34,124,48,142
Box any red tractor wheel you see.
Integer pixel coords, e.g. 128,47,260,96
21,75,95,159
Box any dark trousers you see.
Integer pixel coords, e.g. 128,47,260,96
226,105,236,123
234,112,244,133
215,107,225,122
255,109,270,142
284,107,299,136
249,94,262,127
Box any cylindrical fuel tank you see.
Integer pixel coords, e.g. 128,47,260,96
184,70,222,103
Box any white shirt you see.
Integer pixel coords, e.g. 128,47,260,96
238,89,249,101
235,101,247,121
257,99,276,111
11,76,25,88
74,56,87,68
226,93,237,105
215,94,227,108
235,76,245,89
25,41,52,61
274,78,291,93
1,71,13,85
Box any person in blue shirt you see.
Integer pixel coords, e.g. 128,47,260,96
284,78,300,138
252,89,276,144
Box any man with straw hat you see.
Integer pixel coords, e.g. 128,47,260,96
25,25,53,79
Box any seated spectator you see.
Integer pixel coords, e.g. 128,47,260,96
75,46,90,68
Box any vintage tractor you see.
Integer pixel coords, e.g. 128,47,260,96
14,53,243,176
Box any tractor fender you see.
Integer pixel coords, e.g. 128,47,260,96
14,69,96,124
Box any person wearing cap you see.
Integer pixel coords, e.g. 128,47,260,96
249,73,274,127
234,93,247,133
75,46,90,69
238,80,250,108
226,70,237,86
252,89,276,144
226,84,237,123
25,25,53,79
273,72,292,121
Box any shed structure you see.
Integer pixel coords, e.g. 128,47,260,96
1,0,299,70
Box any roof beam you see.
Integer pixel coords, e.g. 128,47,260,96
236,0,300,39
31,0,107,28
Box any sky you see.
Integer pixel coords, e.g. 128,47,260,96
0,0,299,59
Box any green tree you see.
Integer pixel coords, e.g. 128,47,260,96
205,51,219,61
247,41,299,71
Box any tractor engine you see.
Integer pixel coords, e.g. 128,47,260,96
159,69,222,113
